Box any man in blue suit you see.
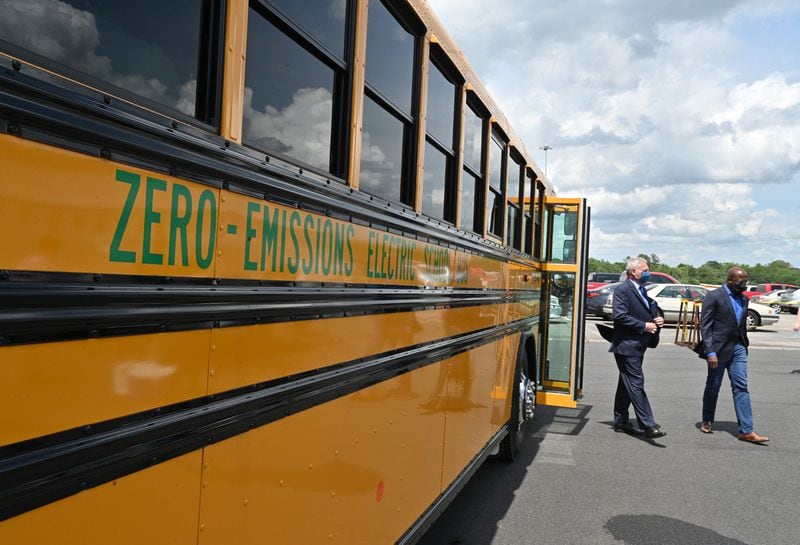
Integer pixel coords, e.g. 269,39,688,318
699,267,768,443
610,257,666,439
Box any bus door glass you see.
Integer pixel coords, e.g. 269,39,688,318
537,198,589,408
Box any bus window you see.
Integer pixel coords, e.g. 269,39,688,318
0,0,219,124
460,99,486,234
360,0,418,204
422,55,457,222
488,130,507,239
243,1,350,176
523,170,536,255
506,152,524,250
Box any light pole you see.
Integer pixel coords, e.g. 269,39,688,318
539,145,552,176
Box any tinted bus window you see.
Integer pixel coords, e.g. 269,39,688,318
361,0,417,204
267,0,347,58
360,96,405,202
422,141,447,218
244,7,336,172
0,0,206,119
365,0,414,113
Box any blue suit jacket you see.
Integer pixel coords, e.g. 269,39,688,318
609,280,658,356
700,286,749,364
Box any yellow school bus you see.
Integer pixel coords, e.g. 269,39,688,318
0,1,588,543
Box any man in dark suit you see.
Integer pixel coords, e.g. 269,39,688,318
699,267,768,443
610,257,666,439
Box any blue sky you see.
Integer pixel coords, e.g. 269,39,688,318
430,0,800,267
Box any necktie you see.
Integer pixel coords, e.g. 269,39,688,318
639,286,648,301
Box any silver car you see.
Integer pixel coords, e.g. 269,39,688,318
603,283,780,330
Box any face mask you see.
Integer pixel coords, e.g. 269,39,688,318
730,280,747,293
639,270,651,282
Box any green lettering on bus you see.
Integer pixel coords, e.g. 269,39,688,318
366,231,376,278
287,211,301,274
261,205,280,272
168,183,193,266
344,225,355,276
244,201,260,271
321,219,333,275
195,189,217,269
110,169,140,263
302,214,314,275
142,177,167,265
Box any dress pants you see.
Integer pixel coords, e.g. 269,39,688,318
614,353,656,429
702,343,754,435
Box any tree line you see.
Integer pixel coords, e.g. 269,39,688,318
588,255,800,285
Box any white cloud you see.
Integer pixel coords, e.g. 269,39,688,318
430,0,800,265
243,86,333,171
0,0,196,114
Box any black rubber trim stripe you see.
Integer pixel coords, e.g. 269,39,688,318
0,66,533,266
0,318,534,522
0,275,539,346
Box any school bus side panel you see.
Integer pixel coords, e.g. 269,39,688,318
0,135,220,277
196,366,446,545
0,332,212,446
0,453,203,545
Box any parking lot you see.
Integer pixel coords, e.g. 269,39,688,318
585,310,800,350
417,312,800,545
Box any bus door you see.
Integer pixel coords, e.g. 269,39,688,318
537,198,589,408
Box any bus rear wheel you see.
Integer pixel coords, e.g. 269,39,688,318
499,355,535,461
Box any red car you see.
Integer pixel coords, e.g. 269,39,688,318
586,271,678,291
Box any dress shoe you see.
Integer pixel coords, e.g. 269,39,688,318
700,422,712,434
738,431,769,443
644,425,667,439
613,422,644,436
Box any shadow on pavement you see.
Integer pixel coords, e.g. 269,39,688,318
605,514,749,545
415,404,592,545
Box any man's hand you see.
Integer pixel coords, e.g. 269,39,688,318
653,316,665,328
645,322,658,334
707,354,718,368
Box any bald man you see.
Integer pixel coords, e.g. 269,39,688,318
699,267,769,443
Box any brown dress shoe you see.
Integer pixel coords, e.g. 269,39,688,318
738,431,769,443
700,422,712,434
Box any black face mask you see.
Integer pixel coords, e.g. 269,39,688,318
729,280,747,294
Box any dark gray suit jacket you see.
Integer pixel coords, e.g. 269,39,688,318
609,280,658,357
700,286,749,364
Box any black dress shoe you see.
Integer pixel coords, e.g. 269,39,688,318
645,425,667,439
613,422,644,436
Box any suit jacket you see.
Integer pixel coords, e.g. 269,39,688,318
609,280,659,356
700,286,749,364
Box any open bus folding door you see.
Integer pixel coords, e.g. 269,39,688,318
537,198,588,408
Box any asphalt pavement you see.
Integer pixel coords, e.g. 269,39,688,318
416,313,800,545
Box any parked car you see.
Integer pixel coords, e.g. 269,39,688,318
587,270,678,293
602,283,780,330
586,282,620,319
751,288,795,310
586,272,621,290
779,288,800,313
550,295,563,319
610,271,680,285
742,282,798,300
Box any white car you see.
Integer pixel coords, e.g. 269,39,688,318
602,283,780,330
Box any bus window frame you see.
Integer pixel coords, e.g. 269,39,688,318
419,46,462,224
460,94,488,235
243,0,355,179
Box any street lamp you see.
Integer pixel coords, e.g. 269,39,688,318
539,145,552,176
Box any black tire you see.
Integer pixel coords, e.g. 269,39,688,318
499,355,533,461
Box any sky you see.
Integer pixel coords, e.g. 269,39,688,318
429,0,800,267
